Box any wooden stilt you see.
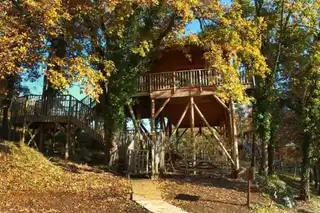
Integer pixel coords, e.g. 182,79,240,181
21,118,26,145
65,124,70,160
159,114,165,175
154,98,170,118
177,128,188,143
193,102,235,166
213,95,229,110
128,104,140,133
151,99,156,176
27,128,40,147
190,97,196,175
39,124,44,152
169,103,190,141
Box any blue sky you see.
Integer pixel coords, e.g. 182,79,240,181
22,21,201,100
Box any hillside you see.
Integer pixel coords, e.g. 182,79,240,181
0,141,147,213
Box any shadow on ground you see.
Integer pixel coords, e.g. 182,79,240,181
161,173,251,193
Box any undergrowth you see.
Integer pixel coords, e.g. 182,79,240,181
254,174,295,210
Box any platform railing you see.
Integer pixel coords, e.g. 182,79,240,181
136,68,252,93
10,94,104,141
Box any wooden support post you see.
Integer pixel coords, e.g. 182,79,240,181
193,102,235,166
151,99,156,177
190,97,196,175
169,103,190,141
177,128,188,143
213,95,229,110
173,72,176,93
39,124,44,152
128,104,140,133
229,99,240,172
21,118,26,146
154,98,170,119
27,128,40,147
159,115,166,175
65,125,70,160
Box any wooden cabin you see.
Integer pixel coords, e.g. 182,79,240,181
126,45,252,176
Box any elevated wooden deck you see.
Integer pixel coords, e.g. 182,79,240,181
10,95,104,143
135,68,252,98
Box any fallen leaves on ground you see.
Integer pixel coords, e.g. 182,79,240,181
0,142,148,213
157,175,281,213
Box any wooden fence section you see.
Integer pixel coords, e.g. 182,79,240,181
136,68,253,93
10,94,104,143
127,149,149,175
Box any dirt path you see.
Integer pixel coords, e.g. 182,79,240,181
131,179,188,213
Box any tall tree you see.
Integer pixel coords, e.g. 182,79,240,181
237,0,320,179
1,0,269,164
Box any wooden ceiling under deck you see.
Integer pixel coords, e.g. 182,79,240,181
131,95,228,128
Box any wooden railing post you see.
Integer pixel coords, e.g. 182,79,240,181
198,69,202,91
173,72,176,93
148,73,152,92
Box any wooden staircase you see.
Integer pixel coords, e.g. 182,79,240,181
10,94,104,144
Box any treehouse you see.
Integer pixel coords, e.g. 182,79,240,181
125,45,253,176
8,45,253,177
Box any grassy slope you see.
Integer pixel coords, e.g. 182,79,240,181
0,141,147,213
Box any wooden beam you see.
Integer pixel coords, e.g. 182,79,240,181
39,124,44,152
127,104,140,133
212,126,221,135
169,102,190,141
154,98,170,119
151,99,156,135
213,95,228,110
177,128,188,143
65,123,70,160
27,128,40,147
150,88,215,99
193,102,235,166
21,118,27,145
190,97,196,175
140,122,151,139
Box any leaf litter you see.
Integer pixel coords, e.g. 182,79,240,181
0,141,148,213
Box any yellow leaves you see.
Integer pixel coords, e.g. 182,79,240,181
45,69,70,91
103,60,115,77
131,40,153,57
196,2,270,103
167,0,199,22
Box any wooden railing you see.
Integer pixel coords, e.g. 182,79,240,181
136,68,252,93
10,94,104,142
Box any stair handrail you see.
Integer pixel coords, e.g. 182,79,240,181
10,94,105,141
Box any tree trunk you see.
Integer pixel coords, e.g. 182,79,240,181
268,120,278,176
313,165,318,189
317,161,320,195
268,142,275,175
258,111,271,176
104,120,118,165
260,136,268,176
251,132,256,180
300,134,311,201
1,106,9,140
1,77,15,140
